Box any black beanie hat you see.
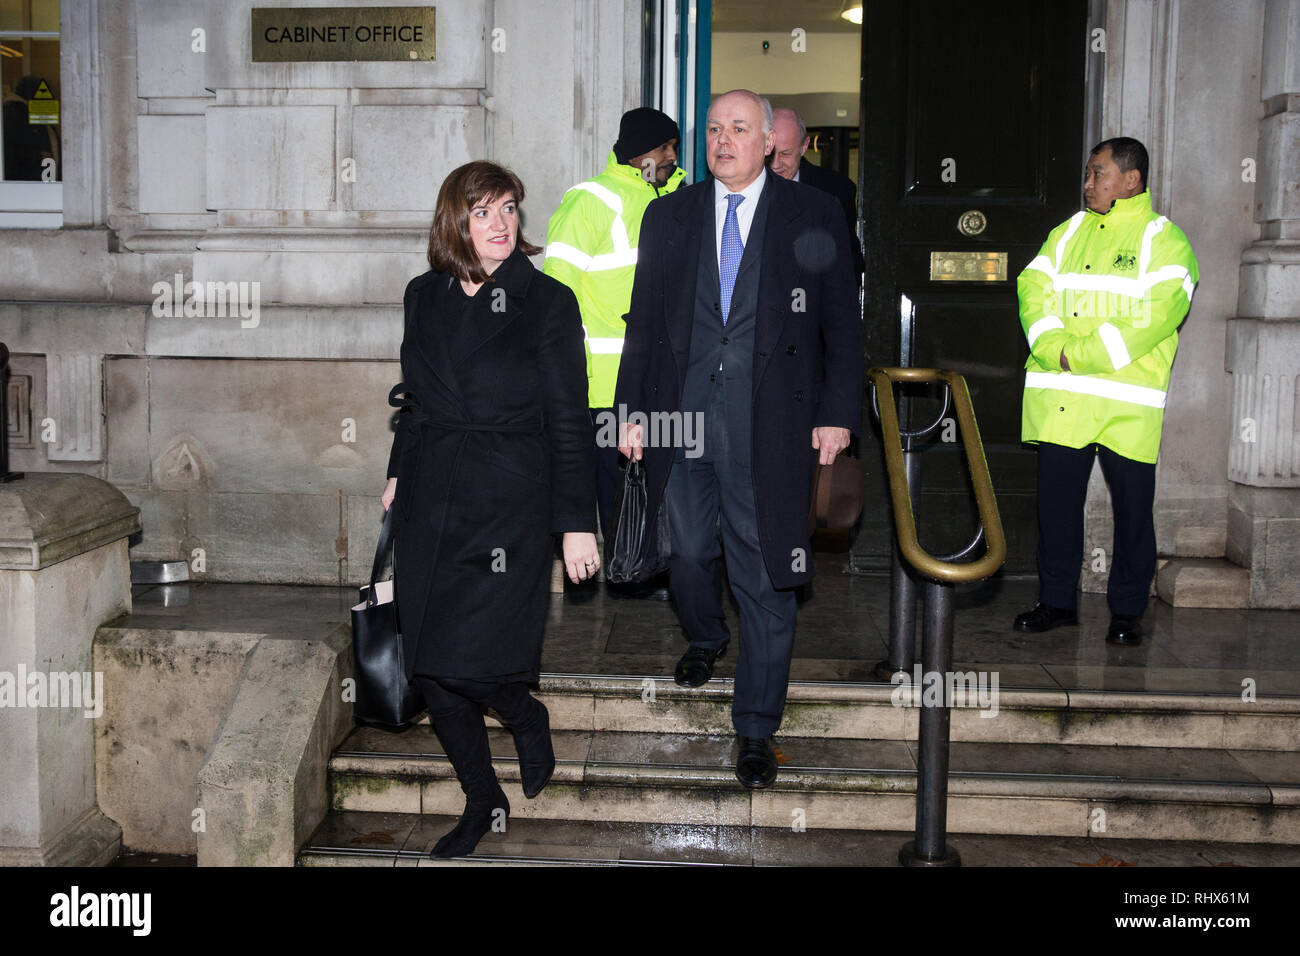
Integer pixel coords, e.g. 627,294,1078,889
613,108,680,163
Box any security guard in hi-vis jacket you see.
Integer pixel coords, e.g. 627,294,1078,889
1014,137,1199,646
543,108,686,562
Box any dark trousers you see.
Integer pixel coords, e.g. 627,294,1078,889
591,407,620,537
1035,441,1157,618
663,392,797,739
413,675,538,802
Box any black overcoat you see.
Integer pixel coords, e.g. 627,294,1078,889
798,157,865,276
614,174,863,590
385,247,596,682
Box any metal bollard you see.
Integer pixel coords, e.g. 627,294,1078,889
869,368,1005,869
899,581,959,865
883,449,920,678
875,386,951,682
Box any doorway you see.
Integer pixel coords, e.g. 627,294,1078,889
855,0,1089,572
658,0,1091,574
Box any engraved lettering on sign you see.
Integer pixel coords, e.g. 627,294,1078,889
251,7,437,62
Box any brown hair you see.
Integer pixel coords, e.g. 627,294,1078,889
426,161,543,283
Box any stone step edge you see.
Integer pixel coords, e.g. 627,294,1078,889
296,810,1299,866
530,675,1300,714
298,849,674,867
328,754,1299,806
298,820,725,868
94,625,1300,713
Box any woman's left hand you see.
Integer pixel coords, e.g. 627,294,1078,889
563,532,601,583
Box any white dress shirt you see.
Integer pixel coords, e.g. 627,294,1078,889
713,167,767,268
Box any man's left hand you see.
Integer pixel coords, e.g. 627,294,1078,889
811,426,850,466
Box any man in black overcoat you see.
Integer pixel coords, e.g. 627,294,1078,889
768,107,864,277
616,89,862,788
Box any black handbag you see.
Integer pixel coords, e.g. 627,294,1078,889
350,508,426,728
604,459,671,583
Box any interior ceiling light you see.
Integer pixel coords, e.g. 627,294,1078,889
840,4,863,25
0,44,22,58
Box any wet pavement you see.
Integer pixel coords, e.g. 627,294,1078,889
305,810,1300,867
125,551,1300,696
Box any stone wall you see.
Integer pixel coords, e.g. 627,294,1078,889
0,0,643,586
1,0,1295,602
1224,0,1300,608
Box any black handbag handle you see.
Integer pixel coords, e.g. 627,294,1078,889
366,507,395,607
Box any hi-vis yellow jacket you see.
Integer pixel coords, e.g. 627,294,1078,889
1018,189,1199,463
543,151,686,408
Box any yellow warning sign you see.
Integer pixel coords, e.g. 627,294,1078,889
28,79,58,126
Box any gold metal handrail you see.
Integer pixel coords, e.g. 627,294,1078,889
868,366,1006,584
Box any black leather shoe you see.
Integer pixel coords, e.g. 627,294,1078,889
1106,615,1143,646
735,736,777,789
1014,603,1078,633
673,643,726,687
608,582,670,601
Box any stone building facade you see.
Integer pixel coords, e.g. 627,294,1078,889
1,0,1296,606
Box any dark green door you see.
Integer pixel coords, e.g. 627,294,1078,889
855,0,1088,572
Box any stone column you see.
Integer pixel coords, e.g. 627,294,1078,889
0,473,139,865
1225,0,1300,608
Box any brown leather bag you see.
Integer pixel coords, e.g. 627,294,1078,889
809,454,864,534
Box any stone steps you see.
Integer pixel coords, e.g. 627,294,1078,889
440,675,1299,751
317,721,1300,849
298,811,1300,867
1157,557,1252,608
298,676,1300,863
301,814,747,866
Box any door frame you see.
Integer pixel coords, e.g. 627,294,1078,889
851,0,1105,572
642,0,713,183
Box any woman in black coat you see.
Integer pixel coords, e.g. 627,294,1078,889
381,160,599,858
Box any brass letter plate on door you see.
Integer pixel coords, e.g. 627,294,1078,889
929,251,1007,282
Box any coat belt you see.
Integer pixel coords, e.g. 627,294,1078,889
388,383,545,542
415,419,543,433
388,383,543,466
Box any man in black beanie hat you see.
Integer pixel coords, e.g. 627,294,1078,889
612,107,682,186
544,108,686,599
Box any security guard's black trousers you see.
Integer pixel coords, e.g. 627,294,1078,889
1036,441,1156,618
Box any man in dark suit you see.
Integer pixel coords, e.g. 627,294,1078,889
616,90,862,788
769,107,864,277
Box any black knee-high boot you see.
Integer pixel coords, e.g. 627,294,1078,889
492,686,555,799
417,678,510,858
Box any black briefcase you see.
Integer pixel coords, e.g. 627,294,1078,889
605,459,671,583
350,508,426,728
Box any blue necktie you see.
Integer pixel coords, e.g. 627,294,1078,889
719,193,745,325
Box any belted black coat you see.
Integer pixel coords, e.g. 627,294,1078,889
385,247,596,682
614,174,863,590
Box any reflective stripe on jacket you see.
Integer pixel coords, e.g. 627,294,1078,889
1018,189,1199,463
543,151,686,407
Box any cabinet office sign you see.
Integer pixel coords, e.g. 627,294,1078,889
251,6,436,61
